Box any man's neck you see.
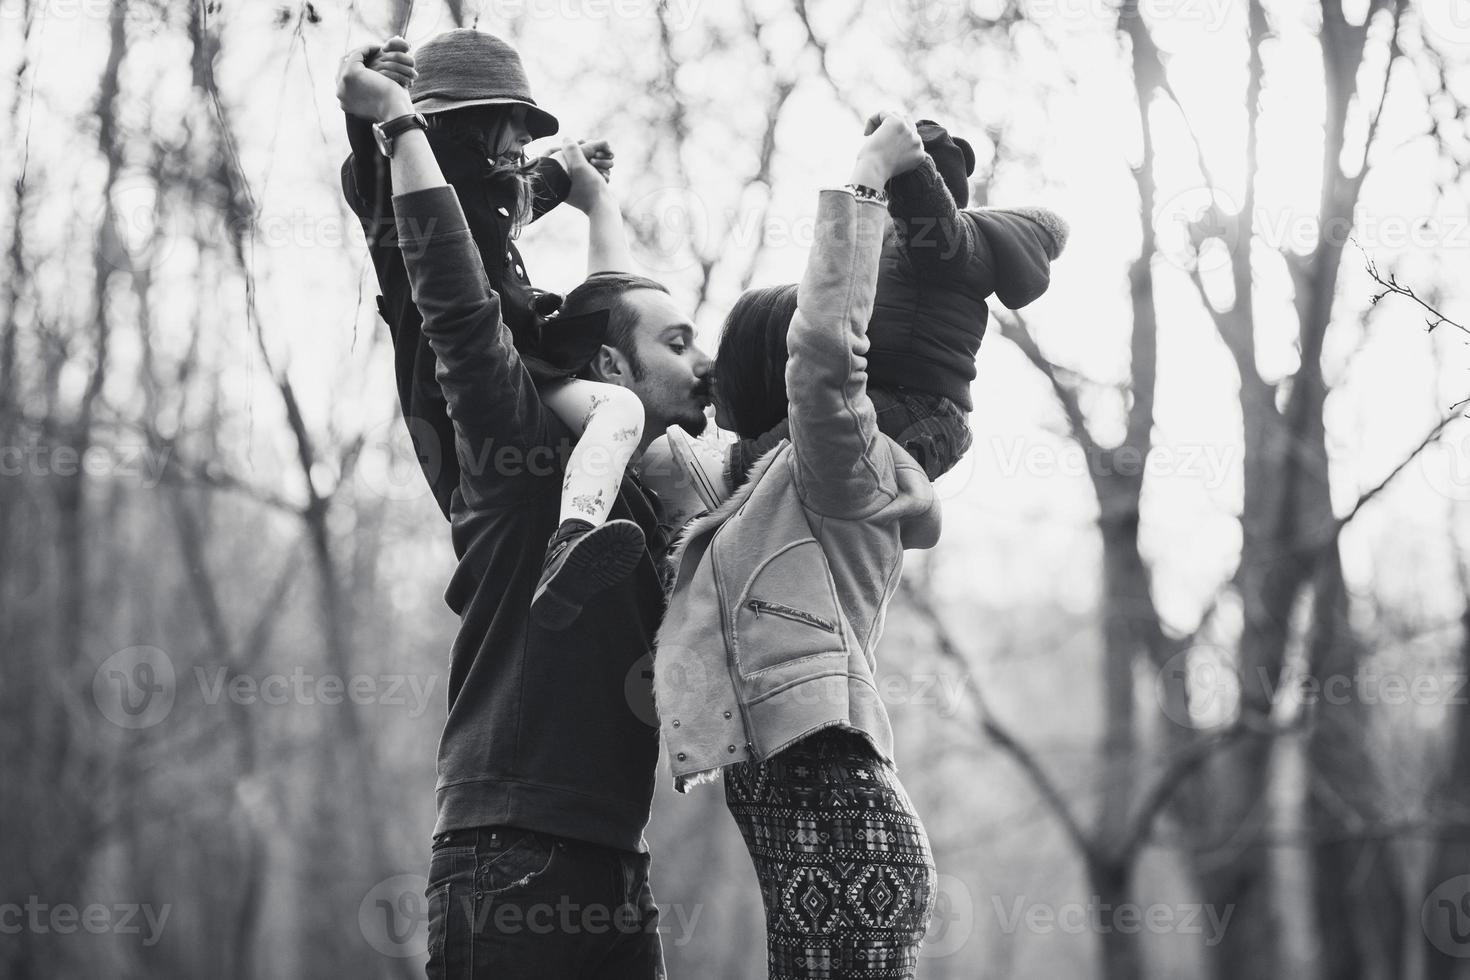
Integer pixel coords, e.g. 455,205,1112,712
634,421,666,462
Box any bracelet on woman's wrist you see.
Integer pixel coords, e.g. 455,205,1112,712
844,183,889,205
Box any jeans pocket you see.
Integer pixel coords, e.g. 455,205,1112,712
429,843,476,890
481,831,558,896
426,845,477,980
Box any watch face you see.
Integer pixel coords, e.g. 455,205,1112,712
373,123,393,158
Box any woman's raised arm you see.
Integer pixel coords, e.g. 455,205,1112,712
784,113,924,518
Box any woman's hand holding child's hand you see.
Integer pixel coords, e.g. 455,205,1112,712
559,138,615,215
552,139,615,184
851,110,925,189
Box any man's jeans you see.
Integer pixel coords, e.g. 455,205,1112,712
425,826,664,979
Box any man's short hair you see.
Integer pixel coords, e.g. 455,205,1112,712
561,272,670,380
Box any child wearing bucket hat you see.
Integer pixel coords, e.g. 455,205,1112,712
666,117,1069,509
342,31,659,630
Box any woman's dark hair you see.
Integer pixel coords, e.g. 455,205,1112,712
426,104,537,229
714,283,799,440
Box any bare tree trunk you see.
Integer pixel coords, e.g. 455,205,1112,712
166,480,274,980
0,0,33,646
1294,6,1409,978
1305,553,1407,980
1089,856,1143,980
8,4,132,978
0,10,35,975
1424,552,1470,980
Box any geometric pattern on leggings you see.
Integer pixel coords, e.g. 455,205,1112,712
724,726,937,980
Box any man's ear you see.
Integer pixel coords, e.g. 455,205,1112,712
588,344,632,387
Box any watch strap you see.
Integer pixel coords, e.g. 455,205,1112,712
374,112,428,157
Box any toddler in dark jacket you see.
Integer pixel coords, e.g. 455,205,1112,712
668,120,1067,511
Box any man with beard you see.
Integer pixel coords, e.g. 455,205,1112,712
336,37,712,979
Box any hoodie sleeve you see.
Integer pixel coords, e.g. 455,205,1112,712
393,185,557,507
343,113,391,227
964,206,1069,310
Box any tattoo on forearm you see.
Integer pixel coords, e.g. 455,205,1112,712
571,490,605,517
582,393,611,431
612,426,639,442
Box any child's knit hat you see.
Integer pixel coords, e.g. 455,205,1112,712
916,119,976,208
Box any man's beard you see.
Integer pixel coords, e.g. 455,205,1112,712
673,410,709,437
672,380,713,436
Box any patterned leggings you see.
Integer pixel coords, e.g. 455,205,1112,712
723,727,936,979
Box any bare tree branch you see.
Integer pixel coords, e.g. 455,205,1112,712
898,575,1096,859
1362,245,1470,338
790,0,865,118
993,309,1099,456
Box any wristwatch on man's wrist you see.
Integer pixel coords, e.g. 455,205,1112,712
373,112,428,158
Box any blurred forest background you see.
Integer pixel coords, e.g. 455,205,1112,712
3,0,1470,977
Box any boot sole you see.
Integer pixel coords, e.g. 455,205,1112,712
665,426,730,512
531,520,647,631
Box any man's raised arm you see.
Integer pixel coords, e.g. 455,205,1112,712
337,44,554,507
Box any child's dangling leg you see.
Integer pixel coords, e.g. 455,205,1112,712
532,379,646,630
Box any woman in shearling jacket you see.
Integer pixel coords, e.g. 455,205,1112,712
654,113,943,979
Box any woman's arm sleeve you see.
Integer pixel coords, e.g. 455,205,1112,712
784,189,896,518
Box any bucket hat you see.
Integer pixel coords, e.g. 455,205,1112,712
411,29,559,138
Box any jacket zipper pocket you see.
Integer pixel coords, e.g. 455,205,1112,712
745,598,837,633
